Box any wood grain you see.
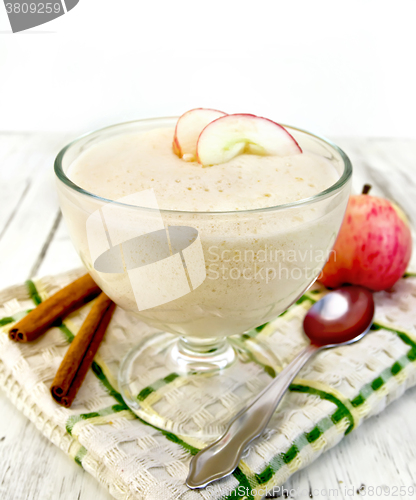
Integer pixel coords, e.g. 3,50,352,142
0,133,415,500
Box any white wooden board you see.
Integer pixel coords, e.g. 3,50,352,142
1,133,415,500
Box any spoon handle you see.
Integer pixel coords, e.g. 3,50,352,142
186,343,319,489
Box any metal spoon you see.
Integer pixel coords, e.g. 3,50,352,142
186,286,375,489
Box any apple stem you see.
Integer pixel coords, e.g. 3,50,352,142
362,184,372,195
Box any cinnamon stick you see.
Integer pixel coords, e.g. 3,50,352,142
51,293,115,407
9,274,101,342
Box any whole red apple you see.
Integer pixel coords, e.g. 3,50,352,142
319,186,412,291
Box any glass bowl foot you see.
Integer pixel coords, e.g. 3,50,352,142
118,331,279,440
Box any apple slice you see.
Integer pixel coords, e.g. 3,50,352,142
196,114,302,166
173,108,227,159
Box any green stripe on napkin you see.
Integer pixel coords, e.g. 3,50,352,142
2,273,416,500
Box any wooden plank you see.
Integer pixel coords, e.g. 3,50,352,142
37,216,83,277
0,133,70,186
0,134,34,237
0,165,61,288
335,138,416,224
0,133,75,289
0,391,113,500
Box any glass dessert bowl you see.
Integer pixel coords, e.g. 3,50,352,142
55,116,352,439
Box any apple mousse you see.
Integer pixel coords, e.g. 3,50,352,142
64,110,349,338
69,111,338,212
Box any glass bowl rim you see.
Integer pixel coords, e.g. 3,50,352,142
54,116,352,216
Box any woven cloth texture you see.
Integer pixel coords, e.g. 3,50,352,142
1,269,416,500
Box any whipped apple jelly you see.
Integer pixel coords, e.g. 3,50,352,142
69,127,337,212
59,115,350,338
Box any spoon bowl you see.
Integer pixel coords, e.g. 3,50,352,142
303,285,375,347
